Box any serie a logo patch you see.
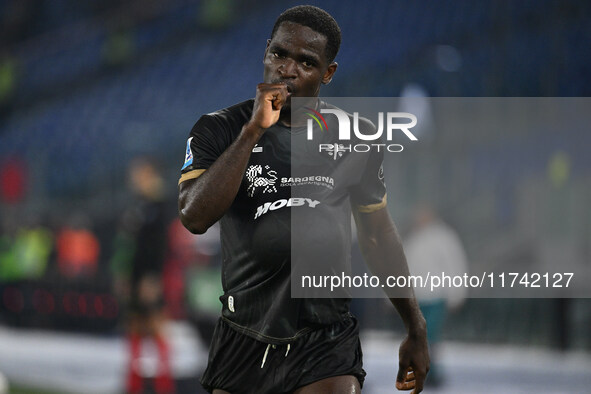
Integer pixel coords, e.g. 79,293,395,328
181,137,194,170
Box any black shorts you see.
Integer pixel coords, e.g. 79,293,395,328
200,313,366,393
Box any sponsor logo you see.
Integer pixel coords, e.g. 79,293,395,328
254,198,320,219
246,165,277,197
280,175,334,190
181,137,194,170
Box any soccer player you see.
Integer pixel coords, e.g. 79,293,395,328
178,5,429,394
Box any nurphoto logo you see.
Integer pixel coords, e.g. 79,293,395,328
305,108,418,156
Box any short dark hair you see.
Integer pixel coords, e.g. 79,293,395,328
270,5,341,63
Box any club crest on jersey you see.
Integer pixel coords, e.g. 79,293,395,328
246,164,277,197
378,164,384,181
321,143,347,160
181,137,194,170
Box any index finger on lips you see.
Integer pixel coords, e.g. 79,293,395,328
259,86,287,99
257,83,288,91
270,91,286,110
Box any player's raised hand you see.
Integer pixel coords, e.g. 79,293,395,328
249,83,290,130
395,334,430,393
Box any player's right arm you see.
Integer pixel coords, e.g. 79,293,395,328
178,83,288,234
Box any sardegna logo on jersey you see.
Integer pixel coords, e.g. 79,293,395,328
304,107,418,158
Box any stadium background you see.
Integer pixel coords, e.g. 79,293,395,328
0,0,590,393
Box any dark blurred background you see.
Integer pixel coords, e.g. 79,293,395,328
0,0,590,393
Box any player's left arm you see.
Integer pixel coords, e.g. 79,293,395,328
353,207,430,393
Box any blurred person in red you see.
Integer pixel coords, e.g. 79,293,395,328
56,213,100,279
0,157,27,204
111,156,175,394
163,217,200,320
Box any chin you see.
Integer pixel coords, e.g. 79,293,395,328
283,96,292,108
280,106,291,118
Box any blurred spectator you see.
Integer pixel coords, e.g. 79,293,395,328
404,203,469,387
163,217,198,320
199,0,235,30
0,48,18,119
0,214,18,281
111,156,174,394
164,216,223,344
548,151,571,189
0,371,7,394
55,214,100,279
102,25,136,68
184,221,222,344
9,217,52,281
0,0,43,43
0,157,26,204
185,220,222,315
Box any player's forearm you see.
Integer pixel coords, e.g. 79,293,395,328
355,210,426,335
178,123,263,234
360,230,426,334
356,209,412,287
390,297,427,336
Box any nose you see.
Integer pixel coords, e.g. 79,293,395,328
278,58,297,78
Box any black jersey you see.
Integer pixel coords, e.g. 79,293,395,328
179,99,386,343
129,198,168,283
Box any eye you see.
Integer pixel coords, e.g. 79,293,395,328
301,58,317,68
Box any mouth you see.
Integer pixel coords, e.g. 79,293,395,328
273,80,294,96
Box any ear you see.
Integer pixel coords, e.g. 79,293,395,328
321,62,338,85
263,39,271,61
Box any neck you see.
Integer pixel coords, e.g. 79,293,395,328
286,97,320,128
278,111,292,127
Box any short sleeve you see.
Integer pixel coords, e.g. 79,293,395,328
178,115,230,185
349,143,387,213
